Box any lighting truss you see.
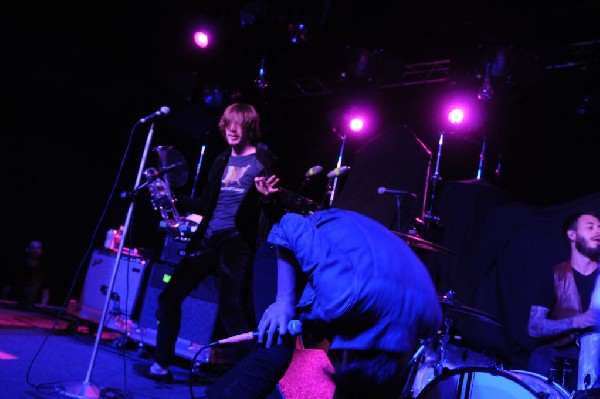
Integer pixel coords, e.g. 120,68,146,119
276,59,452,98
545,39,600,70
378,59,452,89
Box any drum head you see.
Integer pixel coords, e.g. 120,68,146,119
417,367,570,399
411,343,497,397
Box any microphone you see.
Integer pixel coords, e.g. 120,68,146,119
326,166,350,179
215,320,303,345
304,165,324,178
377,187,415,196
139,106,170,123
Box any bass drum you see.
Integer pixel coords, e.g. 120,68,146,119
412,343,497,397
416,367,570,399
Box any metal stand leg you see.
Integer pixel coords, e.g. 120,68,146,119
59,122,157,398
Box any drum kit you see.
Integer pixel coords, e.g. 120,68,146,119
393,231,454,255
394,231,600,398
402,290,507,398
400,288,600,398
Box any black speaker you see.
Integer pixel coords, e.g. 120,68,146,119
78,249,148,323
134,262,219,361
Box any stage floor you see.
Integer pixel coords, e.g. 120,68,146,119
0,301,209,399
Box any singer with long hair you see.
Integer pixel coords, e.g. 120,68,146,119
206,208,442,399
141,102,284,382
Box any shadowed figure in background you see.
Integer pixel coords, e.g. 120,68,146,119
527,211,600,391
4,239,50,308
206,208,442,399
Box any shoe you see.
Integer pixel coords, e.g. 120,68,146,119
134,363,174,383
145,368,174,383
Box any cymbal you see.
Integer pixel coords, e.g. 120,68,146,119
439,292,503,326
393,232,454,255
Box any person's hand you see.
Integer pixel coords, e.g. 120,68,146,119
574,308,597,329
254,175,280,196
257,301,295,348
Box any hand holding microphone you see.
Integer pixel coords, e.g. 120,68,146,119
256,301,299,348
214,319,302,346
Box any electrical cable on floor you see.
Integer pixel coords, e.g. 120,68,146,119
188,342,215,399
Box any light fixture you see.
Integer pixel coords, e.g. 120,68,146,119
477,63,494,101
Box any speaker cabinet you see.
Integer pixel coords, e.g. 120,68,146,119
78,249,148,323
134,262,219,361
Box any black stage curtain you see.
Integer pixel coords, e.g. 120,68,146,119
420,182,600,369
333,123,432,233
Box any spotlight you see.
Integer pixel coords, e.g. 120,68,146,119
193,31,209,49
348,117,364,133
448,108,464,125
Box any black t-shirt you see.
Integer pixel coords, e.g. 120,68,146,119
537,264,598,311
574,268,598,311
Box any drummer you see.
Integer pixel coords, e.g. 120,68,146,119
526,211,600,389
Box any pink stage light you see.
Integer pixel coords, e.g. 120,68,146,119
193,31,209,49
435,88,484,132
448,108,465,125
348,117,365,132
340,105,378,139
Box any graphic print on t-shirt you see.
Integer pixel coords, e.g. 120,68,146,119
207,154,263,234
222,164,252,192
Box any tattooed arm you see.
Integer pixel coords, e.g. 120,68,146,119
528,305,597,338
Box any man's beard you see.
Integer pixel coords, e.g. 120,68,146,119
575,235,600,262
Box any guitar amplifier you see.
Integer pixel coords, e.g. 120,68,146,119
78,249,148,323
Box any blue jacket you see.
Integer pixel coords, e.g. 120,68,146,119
267,208,442,353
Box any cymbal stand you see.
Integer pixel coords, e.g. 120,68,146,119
424,132,444,231
59,122,157,399
433,316,454,376
401,337,432,399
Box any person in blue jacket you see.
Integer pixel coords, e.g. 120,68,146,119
206,207,442,399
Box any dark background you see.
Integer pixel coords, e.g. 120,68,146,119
2,0,600,360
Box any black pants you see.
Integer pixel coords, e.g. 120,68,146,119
153,230,256,367
205,240,295,398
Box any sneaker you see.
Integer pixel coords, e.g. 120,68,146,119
134,363,174,383
145,367,174,383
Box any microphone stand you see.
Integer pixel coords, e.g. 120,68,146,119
394,193,403,232
424,132,444,231
328,132,347,207
191,144,206,197
59,123,157,398
476,135,486,181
